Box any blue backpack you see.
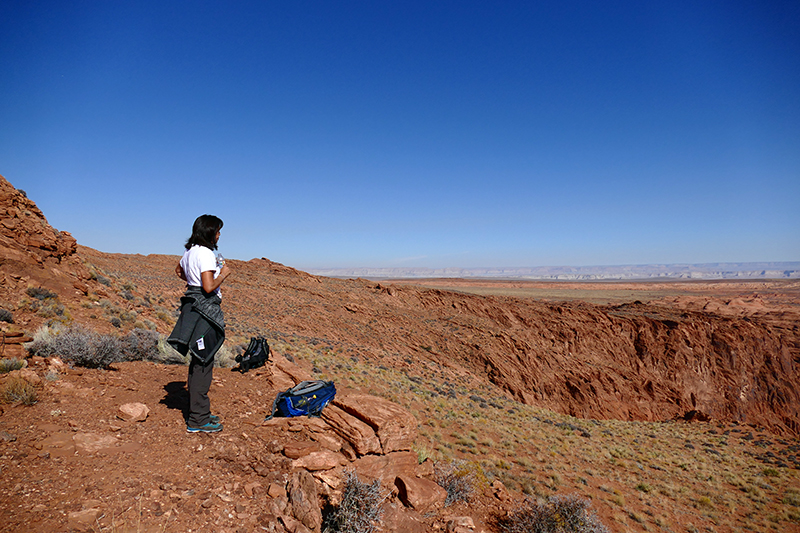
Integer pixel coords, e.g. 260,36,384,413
266,380,336,419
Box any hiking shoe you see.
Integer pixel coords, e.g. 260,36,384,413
186,421,223,433
185,414,220,425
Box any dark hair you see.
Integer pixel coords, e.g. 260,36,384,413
185,215,223,251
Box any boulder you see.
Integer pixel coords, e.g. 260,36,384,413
395,474,447,512
490,479,512,502
7,368,41,387
321,405,381,456
117,402,149,422
287,470,321,533
333,393,418,453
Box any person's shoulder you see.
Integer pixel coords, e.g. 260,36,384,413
188,244,214,255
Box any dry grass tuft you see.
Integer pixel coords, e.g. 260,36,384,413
1,376,38,405
323,470,386,533
499,493,609,533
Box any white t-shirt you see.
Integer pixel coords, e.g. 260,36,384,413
180,245,221,296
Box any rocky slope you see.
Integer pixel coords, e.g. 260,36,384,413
82,249,800,436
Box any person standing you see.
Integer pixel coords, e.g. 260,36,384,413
168,215,231,433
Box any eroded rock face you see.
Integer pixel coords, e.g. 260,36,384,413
333,393,418,453
321,405,382,456
0,174,93,325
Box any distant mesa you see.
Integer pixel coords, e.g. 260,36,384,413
309,263,800,281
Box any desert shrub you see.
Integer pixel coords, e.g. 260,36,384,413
29,324,190,367
214,343,237,369
96,274,111,286
119,311,137,323
1,377,38,405
783,488,800,507
0,358,25,373
20,288,68,320
499,494,609,533
27,325,122,369
110,317,121,328
434,459,484,505
0,308,13,323
156,337,188,365
323,470,385,533
26,287,57,300
120,328,161,361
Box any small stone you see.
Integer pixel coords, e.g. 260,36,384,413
68,508,101,531
117,402,149,422
268,482,285,498
447,516,475,533
244,482,262,497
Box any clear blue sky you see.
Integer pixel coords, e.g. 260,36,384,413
2,1,798,269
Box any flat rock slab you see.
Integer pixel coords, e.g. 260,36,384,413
352,451,418,488
284,441,322,459
74,433,119,453
68,508,101,531
322,405,381,456
292,450,347,471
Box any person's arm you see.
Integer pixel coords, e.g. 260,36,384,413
176,262,186,281
200,264,230,293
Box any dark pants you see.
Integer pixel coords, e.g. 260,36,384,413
187,356,214,427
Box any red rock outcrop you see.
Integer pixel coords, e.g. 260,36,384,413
0,174,93,326
0,175,77,265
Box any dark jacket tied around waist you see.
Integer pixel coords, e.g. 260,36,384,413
168,286,225,364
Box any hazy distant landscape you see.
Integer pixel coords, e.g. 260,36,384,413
309,262,800,281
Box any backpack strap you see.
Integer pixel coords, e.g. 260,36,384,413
265,389,290,421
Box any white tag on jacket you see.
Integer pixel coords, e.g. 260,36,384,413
197,337,205,350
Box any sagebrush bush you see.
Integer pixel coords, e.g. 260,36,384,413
0,308,13,323
500,494,609,533
29,325,122,369
28,324,191,368
121,328,161,362
323,470,385,533
1,377,38,405
0,358,25,373
434,459,483,506
26,287,57,300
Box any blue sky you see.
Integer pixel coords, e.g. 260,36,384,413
1,1,798,269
